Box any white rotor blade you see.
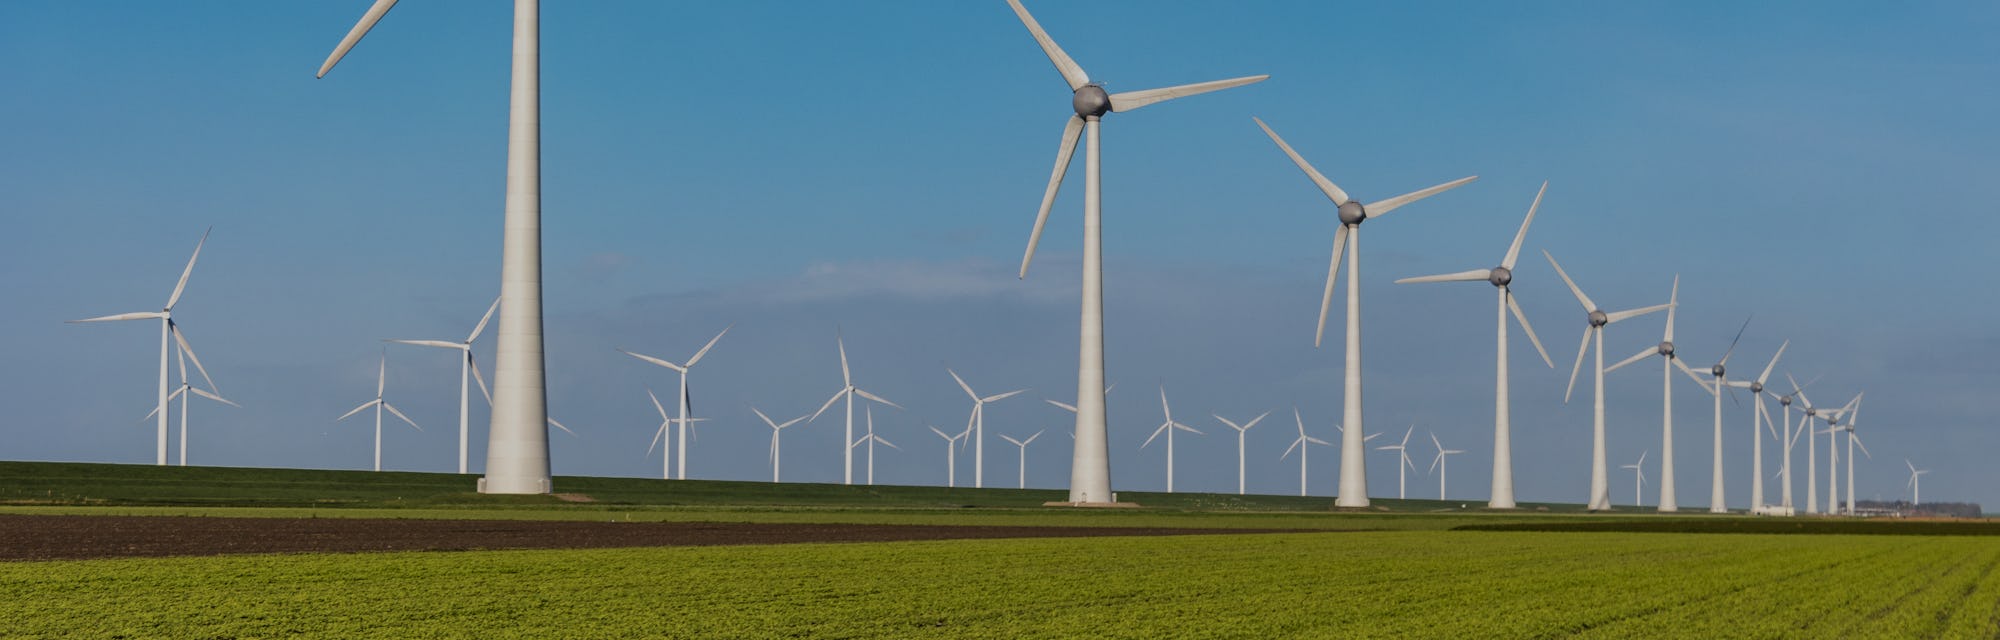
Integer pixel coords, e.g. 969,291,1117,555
336,399,377,422
1673,358,1715,395
1501,181,1547,270
875,436,900,451
1605,303,1672,325
1663,275,1679,343
983,389,1028,403
1046,399,1079,413
1214,415,1242,432
646,422,667,457
1564,327,1592,404
382,402,421,431
1757,340,1789,385
779,415,807,430
374,353,387,397
1107,75,1268,113
1429,452,1443,475
1251,117,1350,206
1004,0,1089,91
389,339,463,350
948,369,979,402
1306,437,1331,446
1507,293,1555,368
1243,411,1269,431
854,388,902,410
69,311,165,323
1142,422,1171,448
165,227,210,310
809,388,846,423
1363,176,1478,219
1280,437,1302,460
1001,435,1024,447
1020,115,1084,279
685,325,732,368
1394,269,1489,285
752,407,780,430
930,426,953,440
619,349,686,374
1604,346,1656,374
837,334,851,385
1759,399,1779,441
1314,225,1350,348
466,296,501,344
646,389,671,421
1024,430,1043,445
1852,434,1871,459
1541,250,1598,312
1292,407,1306,437
317,0,400,79
1430,431,1443,452
170,324,219,394
549,418,576,437
188,386,240,408
466,352,493,405
1173,422,1202,436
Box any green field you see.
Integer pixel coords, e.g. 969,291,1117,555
6,461,1998,638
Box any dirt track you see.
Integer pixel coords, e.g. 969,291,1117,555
0,515,1283,561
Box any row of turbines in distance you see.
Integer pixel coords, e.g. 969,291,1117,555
62,0,1935,513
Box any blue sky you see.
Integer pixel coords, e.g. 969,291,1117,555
3,2,1997,508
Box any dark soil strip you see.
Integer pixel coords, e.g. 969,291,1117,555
1453,519,2000,536
0,515,1294,561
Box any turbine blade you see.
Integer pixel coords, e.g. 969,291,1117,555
984,389,1029,403
466,296,502,343
467,352,492,405
1280,437,1302,460
1363,176,1478,219
1306,437,1331,446
1663,275,1680,342
1430,431,1443,452
188,386,240,408
752,407,780,430
165,227,210,310
388,339,463,350
1604,346,1656,374
69,311,165,323
1758,340,1789,385
619,349,686,374
930,426,952,440
1853,434,1872,459
1674,358,1716,395
171,324,219,395
1046,399,1079,413
1500,181,1547,270
1759,398,1779,441
1244,411,1269,431
1394,269,1489,285
1719,315,1753,365
375,352,387,397
809,389,846,422
1020,115,1085,279
1541,250,1598,312
1142,422,1170,448
1252,117,1350,205
854,388,902,410
336,399,377,422
877,437,900,451
1605,302,1672,325
1175,422,1202,436
1001,435,1023,447
779,416,807,430
646,422,666,457
948,369,979,401
1507,293,1555,368
1004,0,1089,91
837,333,851,385
685,325,732,368
1314,225,1350,348
1293,407,1306,437
1107,75,1268,113
317,0,400,79
382,402,421,431
1025,430,1043,444
1564,327,1592,404
647,389,671,421
549,418,576,437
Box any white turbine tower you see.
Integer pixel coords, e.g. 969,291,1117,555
319,0,553,494
1684,317,1753,513
860,406,901,486
1280,408,1332,497
642,389,676,480
1842,396,1871,516
1621,451,1649,507
1254,118,1476,508
1214,412,1270,496
751,407,807,484
70,227,212,466
1143,387,1203,493
387,297,500,474
1603,275,1708,512
1544,250,1673,511
1724,342,1788,510
336,351,422,472
618,326,730,480
1773,373,1821,512
1376,426,1419,500
1905,459,1929,506
1395,182,1555,508
1000,430,1045,489
929,426,967,488
948,369,1026,489
1789,374,1838,514
139,339,239,467
1801,392,1860,514
1007,0,1267,505
808,332,901,485
1427,432,1465,501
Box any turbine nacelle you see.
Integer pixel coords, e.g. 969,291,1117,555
1072,84,1111,117
1779,395,1793,406
1487,266,1512,288
1337,201,1367,225
1711,364,1726,377
1658,341,1675,357
1587,309,1608,327
1750,381,1764,393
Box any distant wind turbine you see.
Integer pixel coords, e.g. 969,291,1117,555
1774,373,1822,513
336,350,422,472
1007,0,1267,505
860,406,901,486
1603,275,1707,512
1395,182,1554,508
809,331,901,485
1905,459,1929,506
619,325,730,480
948,368,1026,489
139,338,239,467
1621,451,1649,507
1280,409,1332,497
1841,395,1871,516
1544,250,1673,510
1427,432,1465,501
387,296,500,474
1144,387,1203,493
929,426,967,488
1683,317,1754,513
752,407,807,484
1724,341,1788,510
1376,425,1419,500
1254,117,1476,508
999,430,1045,489
70,227,213,466
1215,411,1270,495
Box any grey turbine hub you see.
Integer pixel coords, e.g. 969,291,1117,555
1487,266,1512,287
1587,309,1608,327
1337,201,1367,225
1072,85,1110,117
1658,341,1675,357
1711,364,1726,377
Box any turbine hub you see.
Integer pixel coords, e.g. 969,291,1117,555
1658,341,1675,356
1488,266,1512,287
1587,309,1608,327
1711,364,1726,377
1336,201,1367,225
1805,407,1816,416
1072,85,1111,117
1780,395,1792,406
1750,381,1764,393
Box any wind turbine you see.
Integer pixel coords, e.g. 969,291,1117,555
70,227,212,466
929,426,967,488
1007,0,1267,505
1842,396,1871,516
642,389,675,480
860,406,901,486
1214,411,1270,495
1621,451,1649,507
1280,408,1332,497
1773,372,1820,512
1684,317,1753,513
387,296,500,474
1789,374,1835,514
1254,118,1476,509
336,351,422,472
809,332,901,485
1905,459,1929,506
1604,275,1708,512
1803,392,1860,515
1000,430,1045,489
1143,387,1203,493
1427,432,1465,501
751,407,807,484
948,369,1026,489
1395,182,1554,508
1544,250,1674,511
317,0,552,494
618,325,730,480
1376,425,1419,500
1724,341,1788,510
139,338,239,467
